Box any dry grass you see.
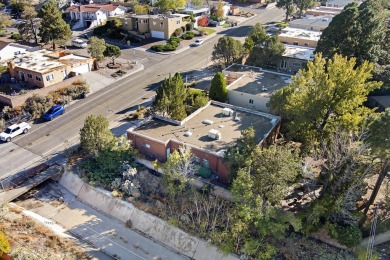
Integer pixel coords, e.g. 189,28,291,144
2,205,92,259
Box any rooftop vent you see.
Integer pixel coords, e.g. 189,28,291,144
234,116,241,122
203,119,213,125
218,125,224,128
184,131,192,137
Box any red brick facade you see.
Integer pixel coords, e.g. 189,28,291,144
127,120,280,183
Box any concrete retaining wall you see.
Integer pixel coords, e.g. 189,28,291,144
59,171,237,259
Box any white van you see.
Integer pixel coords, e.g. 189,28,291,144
72,39,87,48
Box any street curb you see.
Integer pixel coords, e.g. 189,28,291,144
113,63,145,81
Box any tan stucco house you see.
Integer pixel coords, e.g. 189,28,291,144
8,50,94,88
109,13,191,40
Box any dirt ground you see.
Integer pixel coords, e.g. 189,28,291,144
94,57,136,79
0,204,93,260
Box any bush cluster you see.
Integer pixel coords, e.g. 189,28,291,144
10,33,23,40
93,19,124,39
182,31,195,40
328,223,362,247
185,23,193,31
151,37,180,52
186,88,208,109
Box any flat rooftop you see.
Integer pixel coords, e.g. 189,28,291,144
120,13,189,19
132,103,279,153
11,50,91,74
289,15,333,29
280,27,322,41
223,64,291,97
282,44,315,61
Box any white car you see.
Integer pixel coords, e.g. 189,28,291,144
192,39,204,46
0,122,31,142
72,39,88,48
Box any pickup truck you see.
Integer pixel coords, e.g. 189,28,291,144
0,122,31,142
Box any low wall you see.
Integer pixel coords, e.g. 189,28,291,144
0,75,84,107
59,171,237,260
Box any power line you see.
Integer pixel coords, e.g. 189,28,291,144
366,205,379,260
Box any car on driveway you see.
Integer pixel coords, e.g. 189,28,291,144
191,39,204,47
0,122,31,142
43,105,65,121
72,38,88,48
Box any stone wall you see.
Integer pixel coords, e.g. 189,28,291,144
59,171,238,260
0,75,84,107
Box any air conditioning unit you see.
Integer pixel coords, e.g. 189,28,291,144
184,131,192,137
222,108,233,116
208,129,221,140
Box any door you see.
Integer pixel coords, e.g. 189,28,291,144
166,148,170,158
20,72,25,81
151,30,165,39
11,127,21,137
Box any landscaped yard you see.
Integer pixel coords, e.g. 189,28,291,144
197,27,216,35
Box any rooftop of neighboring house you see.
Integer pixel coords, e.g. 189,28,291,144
279,27,322,41
67,3,121,13
369,96,390,109
180,6,210,14
306,6,342,15
282,44,315,61
0,40,40,51
326,0,359,7
130,102,280,154
117,13,189,19
223,64,291,98
9,50,92,74
289,15,333,30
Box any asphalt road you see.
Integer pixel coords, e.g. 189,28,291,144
0,7,285,180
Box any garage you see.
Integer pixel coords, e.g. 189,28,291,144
151,30,165,39
72,63,90,74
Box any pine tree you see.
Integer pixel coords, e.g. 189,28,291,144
38,0,72,50
209,72,227,102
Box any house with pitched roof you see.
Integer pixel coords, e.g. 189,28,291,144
67,3,126,30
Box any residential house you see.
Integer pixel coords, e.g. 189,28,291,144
180,7,210,28
67,3,125,30
111,13,191,40
222,64,291,113
305,6,343,16
280,44,315,73
127,101,280,183
325,0,358,8
278,27,322,48
8,50,94,88
367,96,390,112
0,41,40,62
289,15,333,31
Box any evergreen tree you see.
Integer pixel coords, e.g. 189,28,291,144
212,36,243,67
18,5,40,44
153,73,187,120
269,54,382,147
104,44,121,65
88,37,106,63
294,0,317,18
276,0,295,22
209,72,227,102
80,115,116,157
38,0,72,50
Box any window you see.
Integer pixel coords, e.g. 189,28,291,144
141,143,150,149
193,155,200,164
160,22,164,28
293,41,298,45
176,20,180,24
202,159,209,168
35,76,41,81
292,62,302,67
280,60,288,69
45,74,54,81
27,73,32,78
249,99,254,104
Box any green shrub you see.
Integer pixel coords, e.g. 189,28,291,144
163,43,177,51
0,30,6,37
182,32,195,40
10,33,23,40
186,89,208,108
169,36,181,44
328,223,362,248
181,26,186,32
186,23,193,31
151,44,165,51
197,166,211,179
0,65,8,74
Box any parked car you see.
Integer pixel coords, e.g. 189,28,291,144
0,122,31,142
43,105,65,121
72,38,87,48
191,39,204,47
